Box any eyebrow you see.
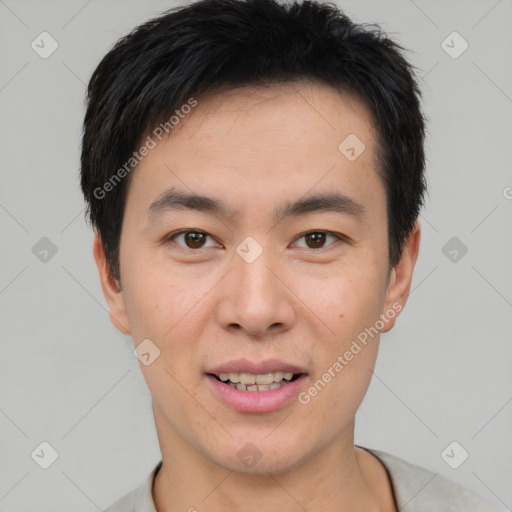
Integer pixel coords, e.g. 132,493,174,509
147,187,366,223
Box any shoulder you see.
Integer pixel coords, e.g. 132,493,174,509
363,447,502,512
102,488,139,512
102,461,162,512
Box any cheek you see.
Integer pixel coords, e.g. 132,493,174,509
121,261,178,340
298,263,386,395
300,300,382,430
313,264,387,404
300,264,386,336
122,261,215,361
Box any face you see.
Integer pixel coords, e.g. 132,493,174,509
95,81,420,474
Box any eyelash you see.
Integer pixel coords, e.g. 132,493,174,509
164,229,347,252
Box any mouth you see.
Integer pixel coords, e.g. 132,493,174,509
205,362,309,413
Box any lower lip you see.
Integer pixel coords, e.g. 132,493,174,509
206,374,308,413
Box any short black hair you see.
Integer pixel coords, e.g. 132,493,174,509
80,0,427,283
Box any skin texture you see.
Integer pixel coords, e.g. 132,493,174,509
94,81,420,512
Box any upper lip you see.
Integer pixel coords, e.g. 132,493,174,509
207,358,308,375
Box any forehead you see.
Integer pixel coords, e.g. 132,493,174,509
126,80,383,222
180,80,376,144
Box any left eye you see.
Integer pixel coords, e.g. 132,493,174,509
293,231,341,250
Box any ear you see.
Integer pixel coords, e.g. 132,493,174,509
92,231,131,335
380,220,421,333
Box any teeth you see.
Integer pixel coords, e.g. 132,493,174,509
217,371,296,385
240,372,256,385
218,372,303,392
256,373,273,385
228,381,288,392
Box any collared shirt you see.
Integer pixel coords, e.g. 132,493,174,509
102,447,500,511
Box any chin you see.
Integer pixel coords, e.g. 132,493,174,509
202,433,313,476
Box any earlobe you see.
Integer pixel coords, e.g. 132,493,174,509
381,221,421,333
92,231,131,335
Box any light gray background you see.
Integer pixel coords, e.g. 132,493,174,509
1,0,511,510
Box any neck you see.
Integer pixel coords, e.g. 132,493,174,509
151,407,394,512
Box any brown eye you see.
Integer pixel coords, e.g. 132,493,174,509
184,231,206,248
294,231,342,250
305,232,327,248
168,230,218,250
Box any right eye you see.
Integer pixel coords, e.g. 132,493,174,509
165,229,221,250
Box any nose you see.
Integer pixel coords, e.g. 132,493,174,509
216,241,296,339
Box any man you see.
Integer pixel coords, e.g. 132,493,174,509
80,0,500,510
